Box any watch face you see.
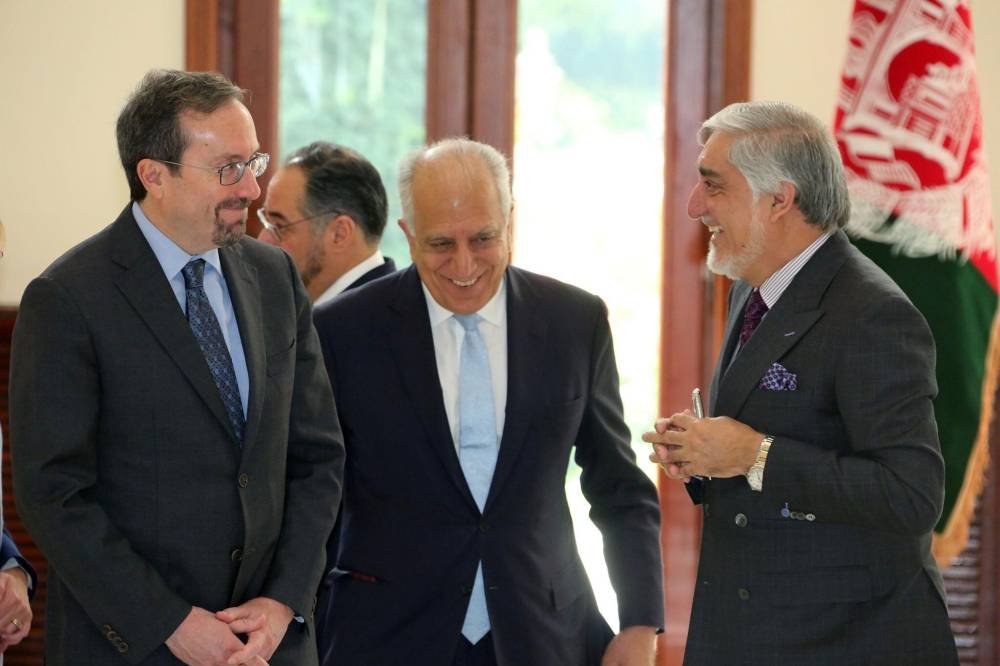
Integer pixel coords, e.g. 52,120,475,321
747,466,763,487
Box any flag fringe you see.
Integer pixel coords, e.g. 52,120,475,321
932,308,1000,567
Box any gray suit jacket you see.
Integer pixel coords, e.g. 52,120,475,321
684,231,958,665
10,206,345,665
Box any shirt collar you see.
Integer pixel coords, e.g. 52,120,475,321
314,250,385,307
132,201,223,280
422,274,507,328
757,231,832,308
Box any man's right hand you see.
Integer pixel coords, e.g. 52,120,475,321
166,606,266,665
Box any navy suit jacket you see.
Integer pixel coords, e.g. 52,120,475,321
313,265,662,666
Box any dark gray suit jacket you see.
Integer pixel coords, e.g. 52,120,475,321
10,206,345,665
313,266,662,665
684,231,958,665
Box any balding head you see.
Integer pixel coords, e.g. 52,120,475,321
398,138,512,230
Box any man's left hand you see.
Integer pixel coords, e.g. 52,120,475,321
643,411,761,478
601,625,656,666
216,596,293,664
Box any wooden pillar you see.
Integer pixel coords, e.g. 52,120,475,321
426,0,516,161
658,1,751,663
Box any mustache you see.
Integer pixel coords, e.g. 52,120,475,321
216,198,251,213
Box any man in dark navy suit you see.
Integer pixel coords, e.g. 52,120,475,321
314,138,662,666
257,142,396,306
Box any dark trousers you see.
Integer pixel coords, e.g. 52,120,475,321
452,633,497,666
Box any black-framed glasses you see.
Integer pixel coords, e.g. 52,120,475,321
160,152,270,186
256,208,341,242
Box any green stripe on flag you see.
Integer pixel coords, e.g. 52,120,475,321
851,237,997,532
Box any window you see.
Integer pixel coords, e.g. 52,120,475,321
514,0,665,627
279,0,428,264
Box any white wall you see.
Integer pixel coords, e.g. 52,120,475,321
751,0,1000,244
0,2,184,304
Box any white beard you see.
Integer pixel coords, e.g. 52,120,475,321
706,210,767,281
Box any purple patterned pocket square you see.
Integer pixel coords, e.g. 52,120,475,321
759,362,797,391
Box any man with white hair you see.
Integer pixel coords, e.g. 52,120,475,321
647,101,958,665
313,138,663,665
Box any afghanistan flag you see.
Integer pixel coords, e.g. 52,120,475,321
832,0,997,566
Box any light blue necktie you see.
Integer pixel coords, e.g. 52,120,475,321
455,313,498,644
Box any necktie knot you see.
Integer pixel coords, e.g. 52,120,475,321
182,259,206,290
454,313,481,333
739,290,769,346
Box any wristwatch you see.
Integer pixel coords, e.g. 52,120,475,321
746,435,773,492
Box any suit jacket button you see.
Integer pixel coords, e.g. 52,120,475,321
230,547,244,562
734,513,748,528
118,640,129,653
478,521,488,533
738,587,751,601
238,473,249,488
102,624,112,637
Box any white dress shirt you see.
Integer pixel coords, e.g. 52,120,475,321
314,250,386,307
422,279,508,450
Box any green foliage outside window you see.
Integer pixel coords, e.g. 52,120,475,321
279,0,428,265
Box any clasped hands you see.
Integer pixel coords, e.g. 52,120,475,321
166,596,293,666
642,410,762,480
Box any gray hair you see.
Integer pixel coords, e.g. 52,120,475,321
398,137,512,228
699,101,850,230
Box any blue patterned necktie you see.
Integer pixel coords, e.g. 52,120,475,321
455,313,498,644
182,259,245,444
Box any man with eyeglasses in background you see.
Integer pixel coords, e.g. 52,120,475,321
257,142,396,306
10,69,344,665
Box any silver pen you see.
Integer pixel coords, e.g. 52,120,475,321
691,388,710,480
691,388,704,419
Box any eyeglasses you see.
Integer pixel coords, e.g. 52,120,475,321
160,152,270,186
256,208,340,242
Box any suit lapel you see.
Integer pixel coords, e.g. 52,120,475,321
485,268,547,510
220,244,265,456
110,208,237,442
709,282,748,415
386,268,475,504
713,231,852,417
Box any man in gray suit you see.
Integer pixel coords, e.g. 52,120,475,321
646,101,958,665
10,70,344,665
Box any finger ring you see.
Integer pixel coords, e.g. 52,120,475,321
10,617,21,629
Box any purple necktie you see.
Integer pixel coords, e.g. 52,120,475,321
739,290,769,346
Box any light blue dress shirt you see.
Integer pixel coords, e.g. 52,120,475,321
132,202,249,416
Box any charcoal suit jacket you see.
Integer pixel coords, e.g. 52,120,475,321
683,230,958,665
10,205,345,665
